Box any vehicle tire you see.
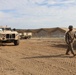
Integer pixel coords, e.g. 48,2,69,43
14,40,19,45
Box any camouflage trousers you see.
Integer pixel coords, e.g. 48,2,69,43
66,43,75,55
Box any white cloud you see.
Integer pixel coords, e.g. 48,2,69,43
29,0,44,4
47,0,76,4
0,0,76,29
30,0,76,6
0,11,13,18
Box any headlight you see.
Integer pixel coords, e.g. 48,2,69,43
0,34,6,38
2,34,6,37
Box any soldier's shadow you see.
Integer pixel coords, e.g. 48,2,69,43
51,42,76,50
51,43,67,49
22,54,75,59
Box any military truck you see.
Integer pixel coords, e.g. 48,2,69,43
0,26,19,45
21,32,32,39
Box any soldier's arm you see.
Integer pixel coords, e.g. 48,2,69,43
65,32,69,44
74,32,76,38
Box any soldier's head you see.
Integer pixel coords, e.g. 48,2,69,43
68,25,73,31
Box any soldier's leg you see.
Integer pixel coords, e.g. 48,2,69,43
70,43,75,55
66,44,70,55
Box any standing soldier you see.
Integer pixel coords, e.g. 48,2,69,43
65,25,76,56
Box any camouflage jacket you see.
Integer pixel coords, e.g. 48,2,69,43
65,31,76,44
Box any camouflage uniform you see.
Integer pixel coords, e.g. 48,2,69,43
65,26,76,56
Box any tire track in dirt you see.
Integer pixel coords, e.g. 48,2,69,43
0,39,76,75
0,47,33,75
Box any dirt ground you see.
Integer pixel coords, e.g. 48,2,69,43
0,38,76,75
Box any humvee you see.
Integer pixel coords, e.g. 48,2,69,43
0,26,19,45
21,32,32,39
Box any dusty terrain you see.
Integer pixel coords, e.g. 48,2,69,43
0,38,76,75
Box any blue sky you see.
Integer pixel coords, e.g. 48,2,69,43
0,0,76,29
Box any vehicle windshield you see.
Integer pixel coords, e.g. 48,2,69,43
2,28,11,31
5,28,11,30
0,27,11,31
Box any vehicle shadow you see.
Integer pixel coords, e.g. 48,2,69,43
22,54,75,59
0,43,15,46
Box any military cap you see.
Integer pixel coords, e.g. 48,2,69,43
68,25,73,29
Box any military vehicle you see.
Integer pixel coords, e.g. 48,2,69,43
21,32,32,39
0,26,19,45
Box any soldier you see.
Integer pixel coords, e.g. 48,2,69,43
65,25,76,56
